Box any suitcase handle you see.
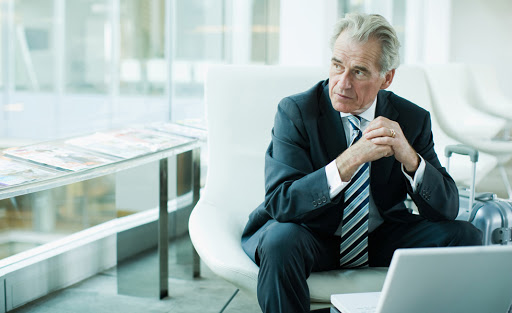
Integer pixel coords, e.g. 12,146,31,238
444,144,478,212
444,144,479,163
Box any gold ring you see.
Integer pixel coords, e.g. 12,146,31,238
390,129,396,138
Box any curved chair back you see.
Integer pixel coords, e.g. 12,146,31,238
203,65,328,228
388,65,497,186
467,64,512,121
423,63,506,143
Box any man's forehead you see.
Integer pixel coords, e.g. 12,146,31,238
334,31,380,51
332,33,381,68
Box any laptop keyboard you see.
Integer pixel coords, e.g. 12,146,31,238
352,305,376,313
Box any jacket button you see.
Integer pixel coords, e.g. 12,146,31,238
322,196,327,203
312,200,317,207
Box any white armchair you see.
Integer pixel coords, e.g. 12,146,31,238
467,64,512,139
189,65,387,310
388,65,497,188
423,64,512,198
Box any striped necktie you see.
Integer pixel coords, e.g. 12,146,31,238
339,115,370,268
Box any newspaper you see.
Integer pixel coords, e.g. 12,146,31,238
0,158,57,187
4,144,115,172
149,122,207,140
66,128,193,159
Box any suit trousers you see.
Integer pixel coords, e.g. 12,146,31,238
255,219,482,313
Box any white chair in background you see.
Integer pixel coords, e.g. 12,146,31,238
146,58,167,83
120,58,141,83
188,65,388,310
423,63,512,198
387,65,497,188
467,64,512,140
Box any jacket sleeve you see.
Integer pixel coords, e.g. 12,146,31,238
408,112,459,221
263,97,335,223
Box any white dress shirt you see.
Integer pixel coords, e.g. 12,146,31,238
324,98,426,232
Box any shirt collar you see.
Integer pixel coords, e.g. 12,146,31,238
338,97,377,122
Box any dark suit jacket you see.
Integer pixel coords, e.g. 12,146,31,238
241,79,459,262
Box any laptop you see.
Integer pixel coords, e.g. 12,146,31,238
331,245,512,313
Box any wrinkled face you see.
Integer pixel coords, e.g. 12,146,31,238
329,31,394,114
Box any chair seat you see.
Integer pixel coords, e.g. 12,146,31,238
189,198,388,304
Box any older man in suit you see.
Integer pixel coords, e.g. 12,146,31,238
241,13,482,313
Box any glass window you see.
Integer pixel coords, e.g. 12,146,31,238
0,7,3,92
65,0,110,94
170,0,281,124
13,0,55,92
392,0,406,64
170,0,227,124
119,0,166,95
2,0,284,139
0,175,117,259
251,0,280,64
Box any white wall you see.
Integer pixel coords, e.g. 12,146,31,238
279,0,339,67
403,0,452,65
449,0,512,98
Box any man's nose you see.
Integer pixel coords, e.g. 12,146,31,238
338,71,352,89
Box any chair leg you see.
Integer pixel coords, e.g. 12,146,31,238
219,289,239,313
498,164,512,200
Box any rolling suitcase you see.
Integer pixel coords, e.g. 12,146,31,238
445,144,512,245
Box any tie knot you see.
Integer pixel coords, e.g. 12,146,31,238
347,115,361,131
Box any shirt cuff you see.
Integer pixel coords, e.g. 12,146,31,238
326,159,351,199
401,154,425,193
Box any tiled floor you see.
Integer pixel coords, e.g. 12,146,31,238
11,265,260,313
11,237,261,313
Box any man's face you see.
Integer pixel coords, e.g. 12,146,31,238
329,31,394,114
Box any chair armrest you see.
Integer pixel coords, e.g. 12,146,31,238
189,198,259,294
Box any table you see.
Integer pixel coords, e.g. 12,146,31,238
0,126,202,299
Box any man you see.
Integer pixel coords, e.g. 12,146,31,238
241,13,482,313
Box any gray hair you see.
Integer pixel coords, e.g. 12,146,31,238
330,13,401,75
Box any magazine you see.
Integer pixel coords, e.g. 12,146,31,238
149,122,207,140
0,157,57,188
66,128,193,159
66,133,150,159
4,144,115,171
176,118,207,131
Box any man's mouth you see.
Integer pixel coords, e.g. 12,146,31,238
336,93,352,100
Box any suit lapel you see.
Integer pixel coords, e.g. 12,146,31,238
371,90,399,186
318,83,347,161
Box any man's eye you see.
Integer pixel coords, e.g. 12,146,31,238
354,70,365,77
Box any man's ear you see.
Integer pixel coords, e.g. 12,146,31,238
380,69,396,90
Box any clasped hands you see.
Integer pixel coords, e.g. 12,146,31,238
336,116,420,182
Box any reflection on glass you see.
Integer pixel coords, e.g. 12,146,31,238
119,0,166,95
392,0,407,64
65,0,110,94
251,0,280,64
170,0,281,124
172,0,225,115
116,153,195,297
13,0,55,92
170,0,224,123
0,175,117,259
0,9,3,92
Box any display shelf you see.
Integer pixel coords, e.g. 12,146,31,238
0,126,202,301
